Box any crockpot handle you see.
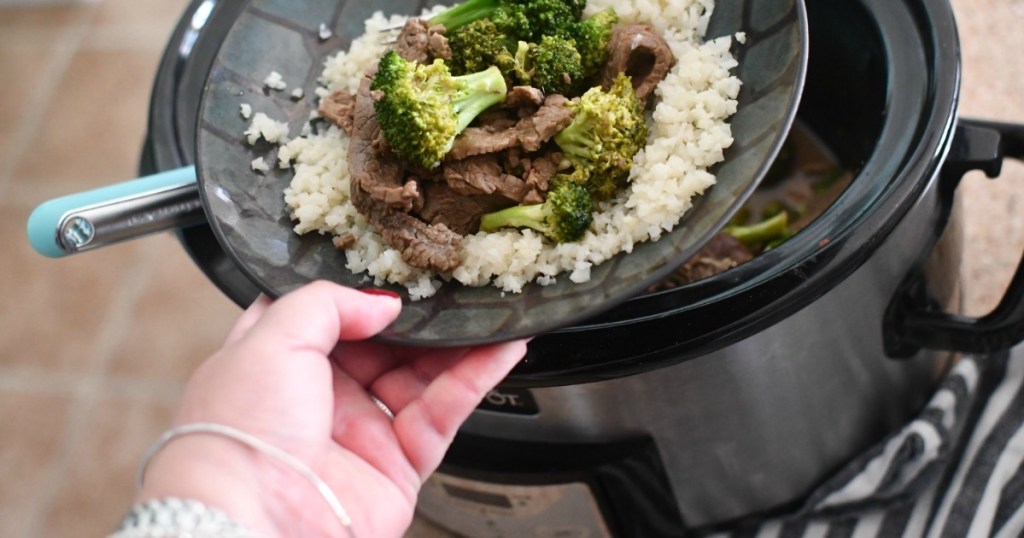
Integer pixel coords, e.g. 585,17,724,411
26,166,203,257
885,119,1024,356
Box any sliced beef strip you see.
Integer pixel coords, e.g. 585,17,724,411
418,181,514,235
602,24,676,104
370,179,420,212
394,19,451,63
394,19,432,63
318,90,357,134
348,76,421,213
349,74,416,212
505,147,525,172
449,95,575,159
448,127,520,161
447,110,519,160
506,86,545,108
378,212,463,272
523,151,565,202
699,232,755,263
427,24,451,60
332,232,357,250
349,71,462,272
474,109,519,131
516,94,575,152
650,233,754,290
442,154,531,202
535,95,573,131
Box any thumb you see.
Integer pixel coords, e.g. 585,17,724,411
241,281,402,356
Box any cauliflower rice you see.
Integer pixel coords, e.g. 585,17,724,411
279,0,740,300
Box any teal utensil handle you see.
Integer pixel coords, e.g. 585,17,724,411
26,166,203,258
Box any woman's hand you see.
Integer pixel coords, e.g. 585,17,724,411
136,281,528,537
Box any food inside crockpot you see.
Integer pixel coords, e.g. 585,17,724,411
649,124,853,291
280,0,742,299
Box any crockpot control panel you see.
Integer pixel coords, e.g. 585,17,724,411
420,473,612,537
418,433,686,537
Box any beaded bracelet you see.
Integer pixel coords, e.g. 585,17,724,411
109,496,261,538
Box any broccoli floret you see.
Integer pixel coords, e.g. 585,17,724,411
528,35,584,95
430,0,582,41
560,0,587,20
572,7,618,79
479,179,593,243
503,40,532,84
430,0,504,32
724,210,790,249
371,50,508,169
447,19,531,86
447,19,512,75
518,0,580,41
490,3,533,40
449,26,582,94
553,73,648,199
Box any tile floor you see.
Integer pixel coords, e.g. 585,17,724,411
0,0,1021,536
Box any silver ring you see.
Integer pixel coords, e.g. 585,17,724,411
370,395,395,420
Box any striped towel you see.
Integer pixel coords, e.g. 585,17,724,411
705,348,1024,538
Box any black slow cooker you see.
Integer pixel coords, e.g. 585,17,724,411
142,0,1024,533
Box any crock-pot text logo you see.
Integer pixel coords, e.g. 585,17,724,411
478,388,540,416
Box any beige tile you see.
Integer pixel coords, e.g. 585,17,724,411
0,4,94,189
0,5,94,48
0,391,72,538
84,0,196,50
953,0,1024,121
9,47,162,193
105,233,241,383
92,0,194,28
949,0,1024,318
37,390,449,538
958,166,1024,317
39,396,176,538
0,202,142,374
0,47,64,169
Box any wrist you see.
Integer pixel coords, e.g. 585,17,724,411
135,426,347,537
136,433,277,535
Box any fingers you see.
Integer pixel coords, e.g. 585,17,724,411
238,281,402,357
329,362,423,500
330,341,403,388
365,348,472,415
223,295,272,346
393,339,528,478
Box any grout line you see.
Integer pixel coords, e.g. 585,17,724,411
0,1,98,5
0,10,103,536
25,237,167,537
0,12,93,200
0,365,186,406
82,24,180,51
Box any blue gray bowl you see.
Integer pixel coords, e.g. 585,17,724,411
195,0,807,346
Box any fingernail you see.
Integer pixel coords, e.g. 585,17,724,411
360,288,401,300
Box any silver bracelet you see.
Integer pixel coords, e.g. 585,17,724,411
137,422,356,538
109,497,262,537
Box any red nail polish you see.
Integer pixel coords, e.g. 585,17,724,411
360,288,401,299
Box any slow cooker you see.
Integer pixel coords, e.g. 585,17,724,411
141,0,1024,534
